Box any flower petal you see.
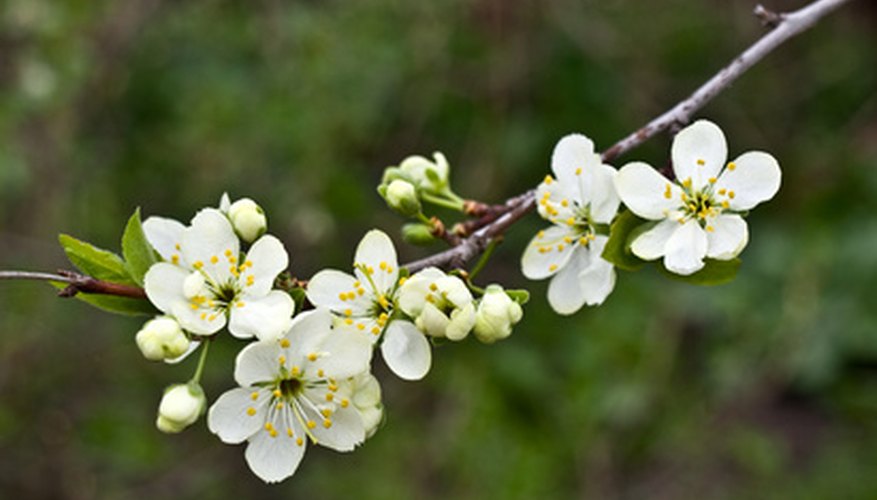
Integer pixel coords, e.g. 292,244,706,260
299,393,365,452
229,290,294,341
551,133,600,185
306,269,372,315
182,208,240,285
142,216,186,262
242,235,289,298
671,120,727,188
615,162,683,220
577,236,616,306
588,163,621,224
663,219,707,275
163,339,201,365
170,301,226,336
415,302,451,338
310,325,373,379
207,387,270,444
244,409,306,483
235,341,283,387
521,225,578,280
285,308,333,363
398,267,445,317
536,178,578,222
353,230,398,293
547,247,589,315
144,263,189,314
706,214,749,259
380,320,431,381
446,302,476,340
714,151,781,211
630,218,679,260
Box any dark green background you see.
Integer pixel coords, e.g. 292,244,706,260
1,0,876,498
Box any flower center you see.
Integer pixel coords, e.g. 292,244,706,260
279,377,303,398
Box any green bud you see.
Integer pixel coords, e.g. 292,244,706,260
384,179,421,217
402,223,438,246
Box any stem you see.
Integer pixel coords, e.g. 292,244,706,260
468,239,500,281
402,0,854,274
0,270,147,299
191,340,210,384
421,192,465,212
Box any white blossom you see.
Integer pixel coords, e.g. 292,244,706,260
398,267,475,341
156,383,206,434
614,120,781,275
307,230,432,381
207,309,372,483
135,316,190,361
521,134,620,314
473,284,523,343
144,208,294,341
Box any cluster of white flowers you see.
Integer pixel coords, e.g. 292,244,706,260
117,119,777,484
133,191,524,483
522,120,781,313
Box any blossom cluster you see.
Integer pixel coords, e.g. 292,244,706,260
521,120,781,314
134,195,524,482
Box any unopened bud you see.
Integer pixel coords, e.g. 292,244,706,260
473,284,524,343
402,223,438,246
136,317,190,361
398,152,450,193
228,198,267,243
156,383,206,434
383,179,421,217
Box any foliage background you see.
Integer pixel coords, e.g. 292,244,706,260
1,0,876,498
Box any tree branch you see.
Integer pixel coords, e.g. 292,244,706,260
0,270,147,299
403,0,854,274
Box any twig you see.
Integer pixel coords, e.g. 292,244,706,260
403,0,854,274
0,270,147,299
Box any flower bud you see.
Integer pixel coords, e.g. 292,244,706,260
135,316,191,361
156,383,206,434
473,284,523,343
399,268,475,341
398,152,449,194
402,223,438,246
228,198,267,243
342,373,384,438
383,179,421,217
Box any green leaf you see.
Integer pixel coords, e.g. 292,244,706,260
50,282,156,316
601,210,651,272
58,234,135,285
122,208,159,285
288,287,308,315
658,258,742,286
506,289,530,305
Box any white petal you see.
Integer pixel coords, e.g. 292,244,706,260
671,120,727,188
663,219,708,275
244,409,306,483
229,291,294,341
551,133,600,185
182,208,240,285
242,235,289,297
207,387,270,444
285,308,333,363
219,192,231,213
299,393,365,452
170,301,226,336
163,339,201,365
416,302,450,338
306,269,372,315
353,230,398,292
310,326,373,379
235,341,283,387
381,320,431,381
521,225,578,280
435,276,472,307
446,302,476,341
630,218,679,261
547,247,589,315
142,217,186,262
706,214,749,259
536,179,578,222
144,263,189,314
397,267,445,317
615,162,683,220
714,151,781,211
588,163,621,224
576,237,616,307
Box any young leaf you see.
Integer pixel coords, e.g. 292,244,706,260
122,208,159,285
658,258,741,286
58,234,135,285
50,282,156,316
601,210,651,272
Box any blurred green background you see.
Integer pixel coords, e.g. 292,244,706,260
1,0,876,498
